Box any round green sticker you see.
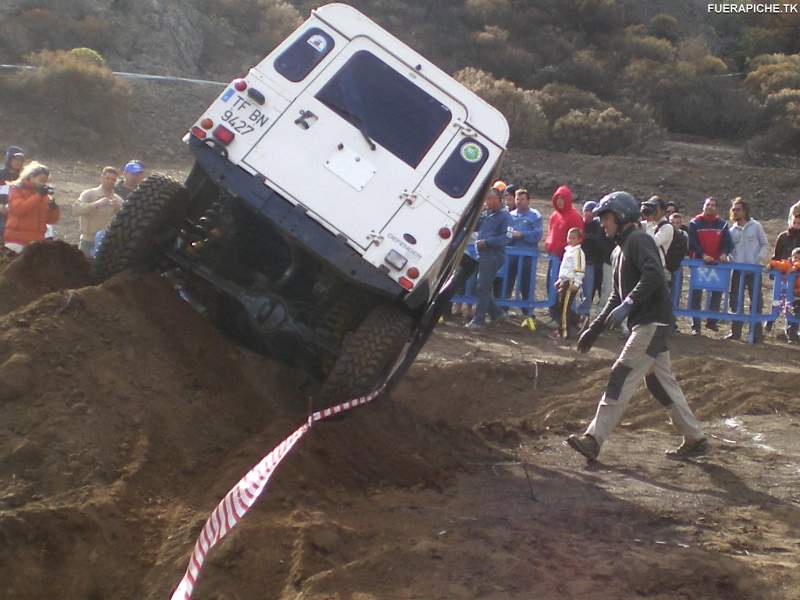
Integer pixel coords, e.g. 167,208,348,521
461,143,483,163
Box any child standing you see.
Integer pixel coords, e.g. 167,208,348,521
550,227,586,339
769,247,800,343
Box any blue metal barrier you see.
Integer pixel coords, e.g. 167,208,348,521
769,268,799,330
671,259,784,343
452,246,594,316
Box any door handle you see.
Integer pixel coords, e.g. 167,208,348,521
294,110,316,130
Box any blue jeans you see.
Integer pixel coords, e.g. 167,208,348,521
475,251,505,323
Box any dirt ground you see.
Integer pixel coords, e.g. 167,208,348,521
1,149,799,600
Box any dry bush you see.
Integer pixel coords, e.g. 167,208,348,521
198,0,301,52
464,0,513,26
622,32,675,63
745,54,800,98
454,67,548,148
0,9,111,58
552,107,636,154
0,49,130,155
744,54,800,155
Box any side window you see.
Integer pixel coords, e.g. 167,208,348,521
274,28,335,82
434,138,489,198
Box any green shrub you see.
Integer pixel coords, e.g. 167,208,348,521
649,14,680,43
454,67,549,148
552,107,636,154
536,83,605,123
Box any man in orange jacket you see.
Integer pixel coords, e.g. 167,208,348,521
4,162,60,253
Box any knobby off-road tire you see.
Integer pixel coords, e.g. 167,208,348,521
316,303,413,407
91,175,188,282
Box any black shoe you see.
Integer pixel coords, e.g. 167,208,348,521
565,434,600,461
666,437,708,458
706,321,719,332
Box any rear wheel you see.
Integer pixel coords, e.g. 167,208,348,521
91,174,188,282
316,303,413,407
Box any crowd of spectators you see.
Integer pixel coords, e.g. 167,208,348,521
0,144,145,258
452,179,800,345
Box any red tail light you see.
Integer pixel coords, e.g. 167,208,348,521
200,118,214,130
438,227,451,239
233,79,247,92
406,267,420,279
398,277,414,290
190,126,207,139
213,125,235,145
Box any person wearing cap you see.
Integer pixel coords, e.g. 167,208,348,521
0,146,25,245
73,166,125,257
114,160,145,200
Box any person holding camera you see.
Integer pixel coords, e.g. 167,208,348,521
4,161,60,253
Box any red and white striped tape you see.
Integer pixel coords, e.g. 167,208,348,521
170,385,385,600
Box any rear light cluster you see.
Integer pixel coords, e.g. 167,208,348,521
233,78,247,92
438,227,451,239
212,125,235,145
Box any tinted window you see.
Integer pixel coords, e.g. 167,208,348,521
434,138,489,198
315,51,452,168
274,28,334,82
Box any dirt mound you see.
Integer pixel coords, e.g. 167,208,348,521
0,241,90,317
0,254,491,599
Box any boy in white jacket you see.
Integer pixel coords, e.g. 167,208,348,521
551,227,586,338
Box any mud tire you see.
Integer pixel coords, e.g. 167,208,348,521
91,174,188,282
317,303,413,407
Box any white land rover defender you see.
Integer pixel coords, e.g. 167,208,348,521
92,3,509,403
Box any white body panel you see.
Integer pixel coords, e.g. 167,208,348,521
190,3,509,289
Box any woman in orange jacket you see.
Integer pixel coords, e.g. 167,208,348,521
4,161,59,253
769,247,800,343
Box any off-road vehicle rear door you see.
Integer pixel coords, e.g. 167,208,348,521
242,37,467,251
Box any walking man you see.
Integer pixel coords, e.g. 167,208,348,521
566,191,706,461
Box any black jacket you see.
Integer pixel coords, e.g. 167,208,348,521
591,225,672,329
582,217,614,266
773,229,800,260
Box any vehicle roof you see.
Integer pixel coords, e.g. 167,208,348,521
313,3,510,149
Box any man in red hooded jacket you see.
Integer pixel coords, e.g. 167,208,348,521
546,185,584,259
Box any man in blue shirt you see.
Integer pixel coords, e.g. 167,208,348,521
505,188,543,314
467,188,513,329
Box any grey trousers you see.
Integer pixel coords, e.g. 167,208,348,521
586,323,704,446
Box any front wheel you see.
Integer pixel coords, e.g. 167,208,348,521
316,303,413,407
91,174,188,282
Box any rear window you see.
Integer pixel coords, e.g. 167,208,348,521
435,138,489,198
315,51,452,168
274,28,335,82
